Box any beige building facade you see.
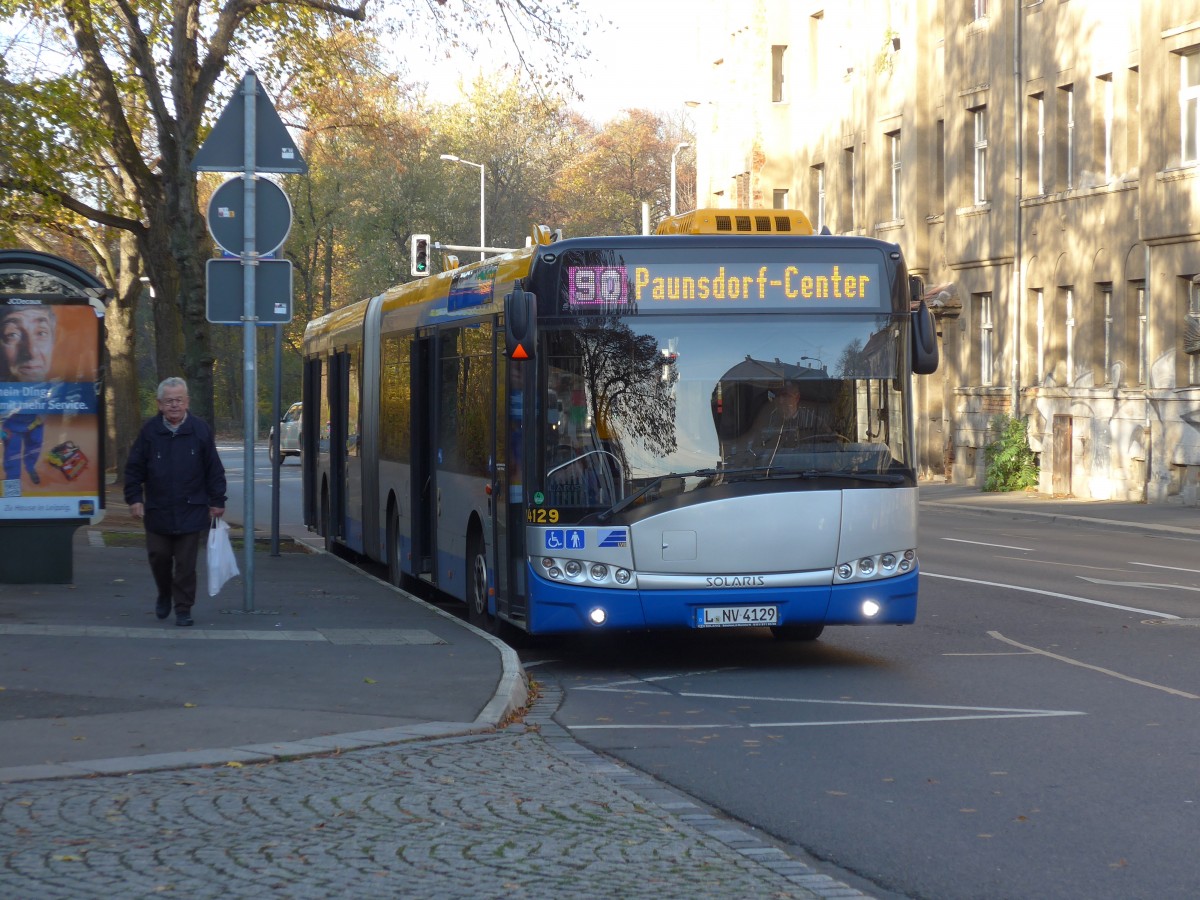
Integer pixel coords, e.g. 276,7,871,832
689,0,1200,505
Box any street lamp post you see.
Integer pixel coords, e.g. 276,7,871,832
670,142,690,216
440,154,485,261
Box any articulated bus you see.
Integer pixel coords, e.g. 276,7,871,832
302,209,939,639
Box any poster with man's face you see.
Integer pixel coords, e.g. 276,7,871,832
0,299,101,520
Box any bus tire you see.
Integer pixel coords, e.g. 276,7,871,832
466,530,491,631
770,623,824,641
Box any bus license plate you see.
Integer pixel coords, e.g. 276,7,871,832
697,605,778,628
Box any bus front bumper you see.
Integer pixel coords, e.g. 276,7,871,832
524,564,919,634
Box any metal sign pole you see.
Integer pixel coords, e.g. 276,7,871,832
271,323,281,556
241,73,258,611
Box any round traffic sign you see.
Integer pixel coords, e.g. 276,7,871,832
206,176,293,257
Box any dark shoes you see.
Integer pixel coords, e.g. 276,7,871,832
27,469,39,484
156,598,171,619
175,613,194,627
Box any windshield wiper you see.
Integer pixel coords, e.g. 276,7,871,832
595,467,721,523
794,470,907,485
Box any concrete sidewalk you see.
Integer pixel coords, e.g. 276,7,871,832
0,519,525,784
918,481,1200,537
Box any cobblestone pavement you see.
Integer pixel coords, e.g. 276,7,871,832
0,686,869,900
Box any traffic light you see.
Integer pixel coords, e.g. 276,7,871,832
410,233,430,276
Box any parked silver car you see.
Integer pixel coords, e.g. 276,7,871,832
269,401,302,463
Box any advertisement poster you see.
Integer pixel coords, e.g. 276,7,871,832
0,300,101,521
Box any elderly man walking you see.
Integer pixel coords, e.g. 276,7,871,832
124,377,226,626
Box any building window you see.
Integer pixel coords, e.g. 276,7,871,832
1063,287,1075,382
1189,277,1200,385
844,146,857,231
1098,74,1114,183
1127,66,1140,176
1035,289,1045,381
808,14,822,86
773,188,789,210
935,119,945,214
978,293,994,386
1181,50,1200,164
1100,283,1114,384
772,45,787,103
888,130,901,220
973,107,988,205
974,0,988,21
811,165,825,231
1128,281,1147,385
735,172,751,207
1060,84,1075,189
1031,92,1046,194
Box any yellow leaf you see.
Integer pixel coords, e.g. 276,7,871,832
226,761,243,768
183,702,197,708
364,677,376,684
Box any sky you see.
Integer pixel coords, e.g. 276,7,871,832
570,0,699,122
418,0,698,124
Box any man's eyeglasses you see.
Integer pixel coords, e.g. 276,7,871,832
160,398,187,406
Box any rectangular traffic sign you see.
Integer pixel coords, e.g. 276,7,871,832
205,258,293,324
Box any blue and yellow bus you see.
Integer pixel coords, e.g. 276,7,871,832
302,209,938,639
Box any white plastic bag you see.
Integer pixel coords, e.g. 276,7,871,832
207,518,239,597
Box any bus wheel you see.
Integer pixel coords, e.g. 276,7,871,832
467,532,491,631
770,624,824,641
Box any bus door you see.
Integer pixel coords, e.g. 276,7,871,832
301,356,321,529
326,349,350,541
410,331,435,576
499,351,529,624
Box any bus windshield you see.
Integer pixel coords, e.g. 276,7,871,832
537,312,913,519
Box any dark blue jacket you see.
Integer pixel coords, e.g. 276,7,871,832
124,413,226,535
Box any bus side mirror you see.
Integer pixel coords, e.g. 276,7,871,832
911,299,939,374
504,288,537,361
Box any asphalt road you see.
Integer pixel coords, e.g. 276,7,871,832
525,506,1200,900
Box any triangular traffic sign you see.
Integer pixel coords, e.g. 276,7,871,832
192,71,308,174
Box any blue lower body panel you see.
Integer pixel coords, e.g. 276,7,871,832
525,564,919,634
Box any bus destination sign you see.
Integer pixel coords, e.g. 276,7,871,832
566,261,884,312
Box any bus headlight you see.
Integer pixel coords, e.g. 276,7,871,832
534,556,636,589
588,607,607,625
836,549,917,584
861,599,881,618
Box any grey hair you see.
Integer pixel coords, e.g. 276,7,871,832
156,377,188,400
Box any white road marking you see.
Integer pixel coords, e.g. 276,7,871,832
1129,562,1200,575
567,683,1084,729
1076,576,1170,591
943,538,1034,551
988,631,1200,700
923,572,1180,618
